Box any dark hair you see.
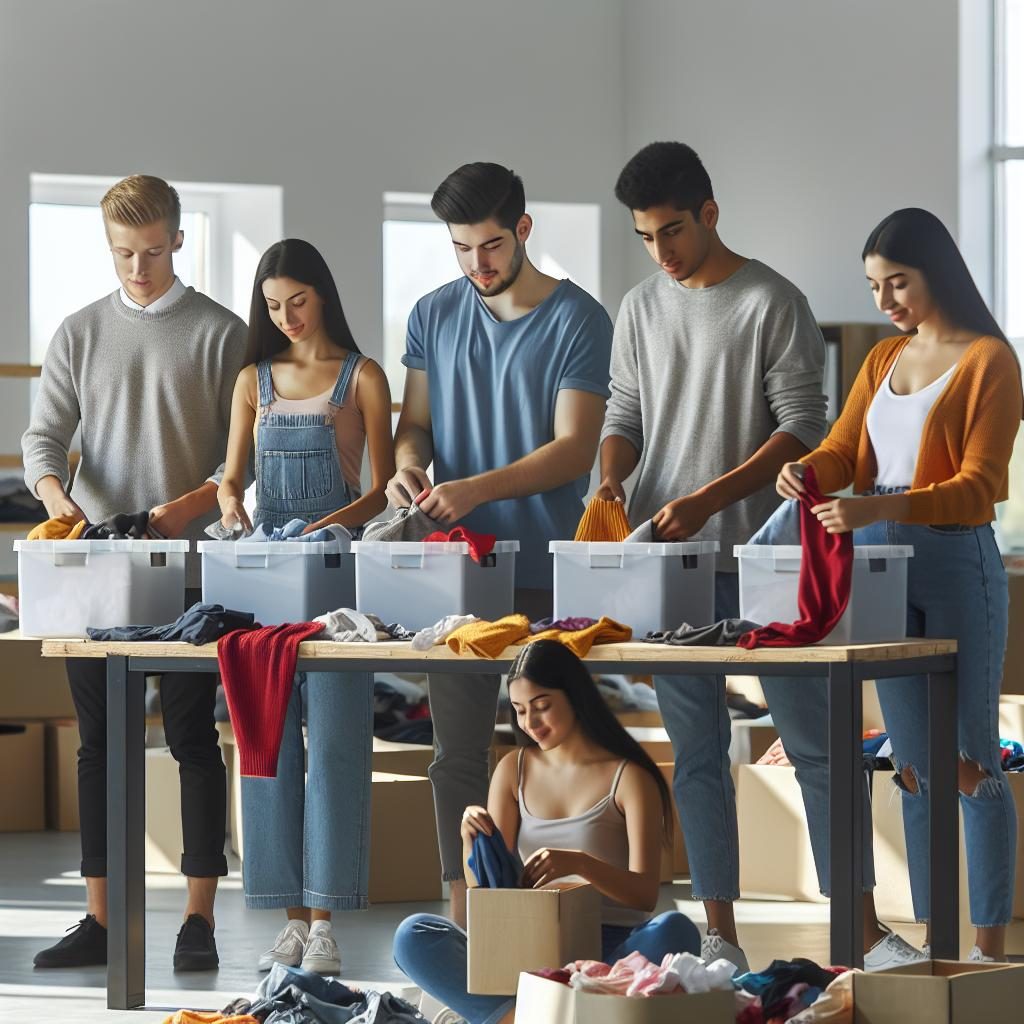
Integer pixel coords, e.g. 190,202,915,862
431,162,526,231
248,239,361,364
862,209,1009,344
507,640,673,837
615,141,714,216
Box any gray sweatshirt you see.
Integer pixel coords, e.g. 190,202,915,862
22,288,249,583
601,259,827,570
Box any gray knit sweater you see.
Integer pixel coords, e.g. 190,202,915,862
601,260,827,570
22,288,248,580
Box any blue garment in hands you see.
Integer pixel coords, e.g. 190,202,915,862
467,828,524,889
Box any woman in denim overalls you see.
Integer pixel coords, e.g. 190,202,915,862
219,239,395,974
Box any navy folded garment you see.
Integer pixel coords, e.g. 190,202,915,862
468,828,524,888
87,603,257,645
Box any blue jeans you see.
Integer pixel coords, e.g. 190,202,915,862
754,500,1016,925
393,911,700,1024
749,498,876,897
241,671,373,910
654,572,742,900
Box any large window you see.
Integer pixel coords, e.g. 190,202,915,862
995,0,1024,549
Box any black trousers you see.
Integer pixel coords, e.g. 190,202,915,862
67,657,228,878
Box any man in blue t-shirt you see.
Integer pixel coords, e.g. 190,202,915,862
387,162,612,924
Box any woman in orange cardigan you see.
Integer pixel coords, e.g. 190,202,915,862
773,208,1022,966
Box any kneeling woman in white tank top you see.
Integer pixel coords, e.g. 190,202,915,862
393,640,700,1024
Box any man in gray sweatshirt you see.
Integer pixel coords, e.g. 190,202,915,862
598,143,827,970
23,175,248,972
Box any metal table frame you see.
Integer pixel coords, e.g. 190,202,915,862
91,646,958,1010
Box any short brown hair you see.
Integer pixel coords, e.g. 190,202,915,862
100,174,181,236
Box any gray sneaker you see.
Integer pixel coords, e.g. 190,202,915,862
864,928,927,972
257,919,308,972
701,928,750,973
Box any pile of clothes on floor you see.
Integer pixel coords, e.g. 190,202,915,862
162,963,425,1023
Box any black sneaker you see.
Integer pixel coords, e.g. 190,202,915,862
173,913,219,972
33,914,108,968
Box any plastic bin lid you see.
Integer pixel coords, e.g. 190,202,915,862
14,538,189,553
352,539,520,554
549,540,720,555
197,539,347,555
732,544,914,559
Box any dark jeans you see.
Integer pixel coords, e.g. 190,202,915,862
67,655,228,878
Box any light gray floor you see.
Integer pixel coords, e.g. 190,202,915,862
6,830,1022,1023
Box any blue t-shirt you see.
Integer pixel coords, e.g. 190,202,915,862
403,276,613,589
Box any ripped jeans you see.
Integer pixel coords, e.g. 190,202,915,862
757,497,1016,926
866,517,1016,927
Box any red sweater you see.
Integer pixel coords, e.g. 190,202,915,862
218,622,323,777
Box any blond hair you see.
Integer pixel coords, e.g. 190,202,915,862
100,175,181,236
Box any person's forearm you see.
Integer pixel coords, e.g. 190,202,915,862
575,852,658,912
307,488,389,531
700,431,809,514
470,436,596,504
35,475,69,504
394,423,433,472
169,481,219,523
600,434,640,485
862,493,911,522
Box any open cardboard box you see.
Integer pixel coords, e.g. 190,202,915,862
467,882,601,996
514,971,734,1023
853,960,1024,1024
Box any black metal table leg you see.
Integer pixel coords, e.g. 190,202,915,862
828,661,863,967
106,655,147,1010
927,665,959,960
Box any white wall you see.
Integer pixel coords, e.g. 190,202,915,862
620,0,962,322
0,0,626,451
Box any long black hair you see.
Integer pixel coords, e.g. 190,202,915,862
507,640,674,837
247,239,361,364
862,209,1009,344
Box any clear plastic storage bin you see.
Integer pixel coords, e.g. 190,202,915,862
733,544,914,644
549,541,720,637
351,540,519,631
198,539,354,625
14,539,189,639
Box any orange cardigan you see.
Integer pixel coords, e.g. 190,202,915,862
802,335,1023,525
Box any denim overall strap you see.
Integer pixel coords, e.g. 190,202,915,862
328,351,361,409
256,360,276,409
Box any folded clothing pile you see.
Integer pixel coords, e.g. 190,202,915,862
547,950,736,998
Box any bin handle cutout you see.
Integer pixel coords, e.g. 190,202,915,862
52,551,88,568
680,554,698,570
587,554,624,570
323,553,341,569
391,554,426,570
150,553,167,568
868,558,887,573
234,552,271,569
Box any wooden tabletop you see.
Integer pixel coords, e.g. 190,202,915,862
40,637,956,663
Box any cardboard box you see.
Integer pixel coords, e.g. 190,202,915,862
145,746,183,873
656,763,688,877
371,736,434,777
1000,695,1024,741
1001,571,1024,695
0,721,45,830
467,882,601,995
853,960,1024,1024
369,771,442,903
736,763,825,902
45,718,79,831
514,971,734,1023
0,633,75,718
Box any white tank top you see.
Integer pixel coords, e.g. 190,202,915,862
866,353,958,489
516,748,648,927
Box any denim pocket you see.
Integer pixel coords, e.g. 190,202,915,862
259,449,334,500
923,524,974,536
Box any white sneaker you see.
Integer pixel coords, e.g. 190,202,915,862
968,945,1004,963
258,919,309,972
301,920,341,975
701,928,750,973
864,928,928,972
